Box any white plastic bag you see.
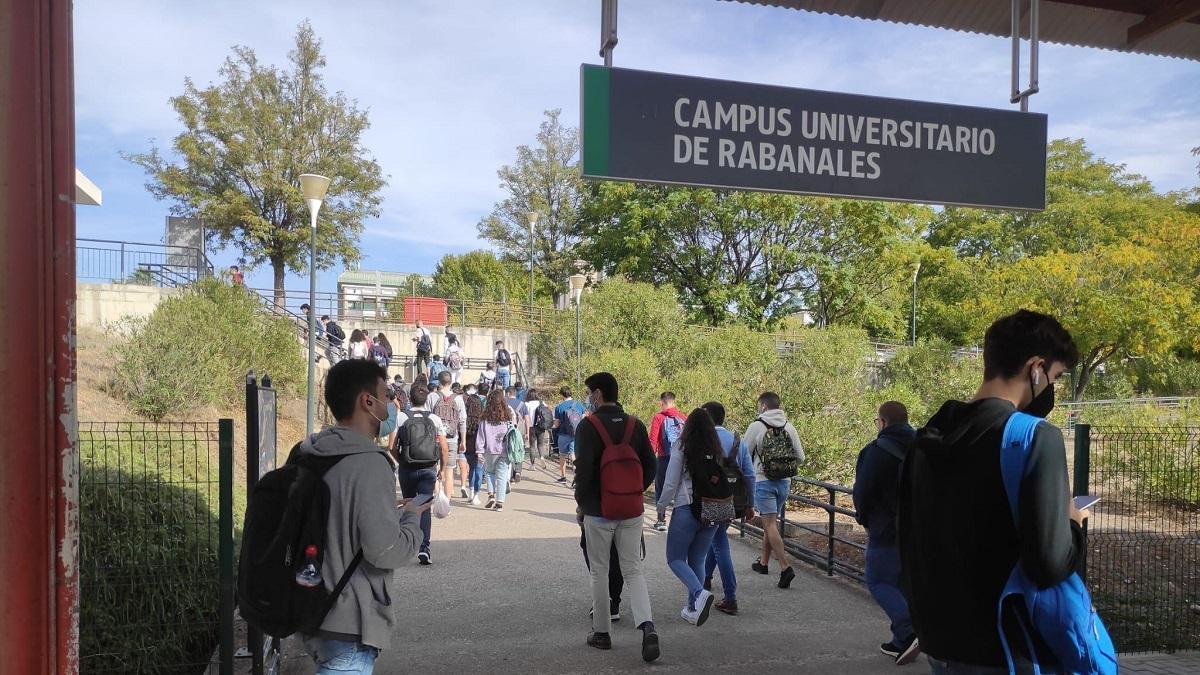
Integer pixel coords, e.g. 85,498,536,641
432,481,452,519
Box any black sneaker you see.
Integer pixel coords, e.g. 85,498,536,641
880,642,902,659
895,634,921,665
641,626,660,663
485,496,496,509
587,632,612,650
778,566,796,589
751,560,769,575
556,476,568,483
417,550,431,566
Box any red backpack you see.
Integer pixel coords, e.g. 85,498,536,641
587,415,645,520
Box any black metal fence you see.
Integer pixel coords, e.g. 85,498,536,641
78,420,234,674
77,238,213,286
1078,424,1200,653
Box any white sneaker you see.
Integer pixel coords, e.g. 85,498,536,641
681,590,714,627
470,493,481,506
460,487,470,499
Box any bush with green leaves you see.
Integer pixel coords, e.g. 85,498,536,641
880,339,982,426
109,278,304,419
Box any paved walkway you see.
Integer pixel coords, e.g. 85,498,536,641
275,466,1199,673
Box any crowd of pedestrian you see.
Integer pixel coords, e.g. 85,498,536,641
241,309,1108,675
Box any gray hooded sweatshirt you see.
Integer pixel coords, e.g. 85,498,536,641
298,426,424,650
743,408,805,481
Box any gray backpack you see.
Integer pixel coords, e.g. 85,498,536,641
396,411,440,468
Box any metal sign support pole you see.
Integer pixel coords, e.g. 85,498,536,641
1011,0,1041,111
601,0,618,67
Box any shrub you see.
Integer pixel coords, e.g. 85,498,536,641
109,278,304,419
881,338,981,426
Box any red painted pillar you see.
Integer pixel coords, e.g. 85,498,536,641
0,0,79,672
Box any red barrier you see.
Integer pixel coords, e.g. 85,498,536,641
404,296,448,326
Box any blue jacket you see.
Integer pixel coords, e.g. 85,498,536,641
852,422,915,545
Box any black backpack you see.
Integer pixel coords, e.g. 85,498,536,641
237,444,384,638
689,445,737,525
533,404,554,433
416,331,432,356
395,410,440,468
496,349,511,367
724,432,750,518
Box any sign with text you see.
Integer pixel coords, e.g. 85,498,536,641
580,65,1047,210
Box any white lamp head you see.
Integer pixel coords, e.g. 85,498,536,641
300,174,331,225
528,211,539,228
568,274,586,303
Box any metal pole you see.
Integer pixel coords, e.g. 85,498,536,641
1073,424,1091,581
529,221,535,314
244,373,263,675
306,211,318,435
1028,0,1039,113
1010,0,1020,106
0,0,79,669
600,0,618,67
826,489,836,577
575,298,582,387
218,418,235,674
911,262,921,344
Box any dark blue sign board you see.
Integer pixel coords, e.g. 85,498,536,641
581,65,1047,211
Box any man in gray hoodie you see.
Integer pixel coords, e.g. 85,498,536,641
298,358,431,672
743,391,804,590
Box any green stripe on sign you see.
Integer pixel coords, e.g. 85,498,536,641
581,64,610,177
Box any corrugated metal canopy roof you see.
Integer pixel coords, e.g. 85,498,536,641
731,0,1200,61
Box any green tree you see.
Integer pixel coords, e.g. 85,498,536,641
427,250,552,303
126,22,386,307
477,109,583,302
579,183,927,329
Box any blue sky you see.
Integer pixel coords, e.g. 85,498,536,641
74,0,1200,296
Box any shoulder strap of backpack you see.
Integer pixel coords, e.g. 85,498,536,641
1000,411,1042,526
323,549,364,616
620,416,637,445
586,414,616,447
874,436,908,462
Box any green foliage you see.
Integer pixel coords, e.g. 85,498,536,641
477,109,583,300
579,182,929,329
79,428,241,673
110,278,304,419
881,339,982,425
125,21,386,305
428,250,553,303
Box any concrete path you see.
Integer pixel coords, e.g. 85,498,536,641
371,466,901,673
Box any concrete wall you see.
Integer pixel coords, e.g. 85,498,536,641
348,322,535,384
76,283,180,328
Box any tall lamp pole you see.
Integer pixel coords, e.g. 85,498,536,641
910,261,922,345
300,173,331,435
569,274,586,388
528,211,538,313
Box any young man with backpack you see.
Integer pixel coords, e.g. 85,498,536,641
700,401,756,616
394,384,451,566
744,391,804,589
526,389,554,470
238,359,431,672
321,315,345,364
494,340,513,390
648,392,687,532
898,310,1103,674
853,401,920,665
574,372,660,661
431,371,469,499
411,319,432,378
553,386,586,484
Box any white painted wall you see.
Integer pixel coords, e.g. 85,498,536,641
76,283,180,328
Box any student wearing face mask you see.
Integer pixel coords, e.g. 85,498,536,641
290,359,431,671
898,310,1090,674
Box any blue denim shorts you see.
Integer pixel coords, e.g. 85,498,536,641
557,435,576,456
755,478,791,515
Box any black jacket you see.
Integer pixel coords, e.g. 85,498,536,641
852,422,915,546
574,404,656,518
898,398,1085,668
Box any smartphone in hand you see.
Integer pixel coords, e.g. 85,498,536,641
1072,495,1101,511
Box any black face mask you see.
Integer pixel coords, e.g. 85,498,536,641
1023,367,1055,419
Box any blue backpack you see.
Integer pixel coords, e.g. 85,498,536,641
660,414,684,452
998,412,1118,675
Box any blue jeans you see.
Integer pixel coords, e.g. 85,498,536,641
467,454,482,494
484,454,511,503
496,367,511,389
865,544,913,645
302,636,378,674
704,524,737,600
665,505,718,609
397,466,437,551
653,457,670,519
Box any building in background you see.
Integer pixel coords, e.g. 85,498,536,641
337,269,433,321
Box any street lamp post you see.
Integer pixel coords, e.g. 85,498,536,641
910,261,922,345
569,274,586,388
300,173,331,435
528,211,538,314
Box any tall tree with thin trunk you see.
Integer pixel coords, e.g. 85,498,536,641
477,109,583,304
126,22,385,307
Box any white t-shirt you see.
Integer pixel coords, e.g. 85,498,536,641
407,402,446,437
413,327,431,351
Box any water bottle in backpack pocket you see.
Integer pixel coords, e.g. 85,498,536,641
997,412,1118,675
